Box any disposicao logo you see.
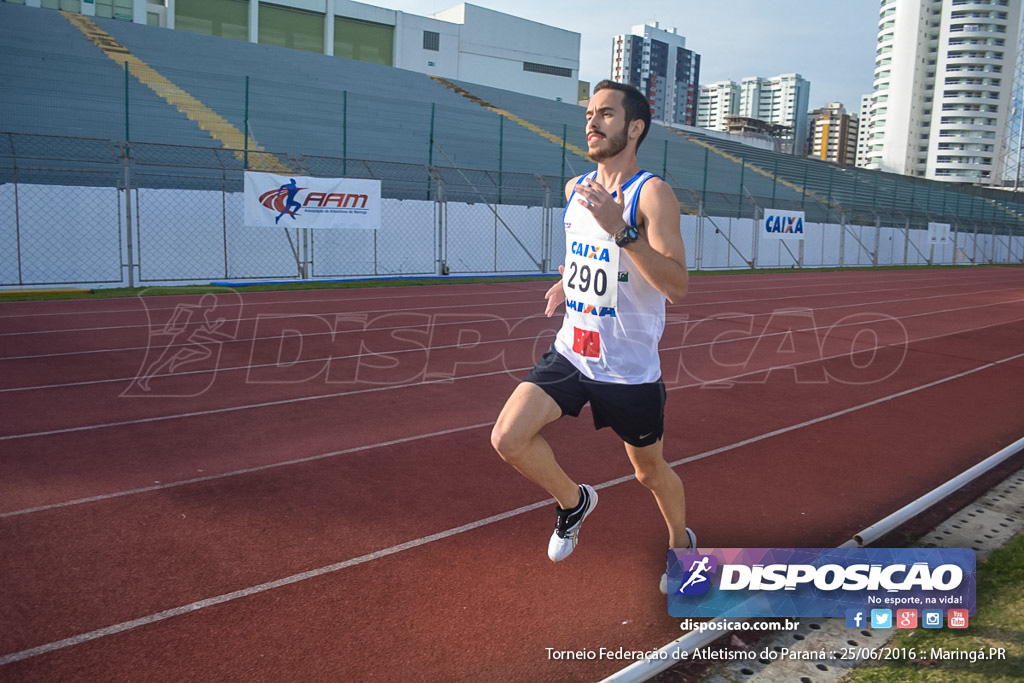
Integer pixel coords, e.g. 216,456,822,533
667,548,976,619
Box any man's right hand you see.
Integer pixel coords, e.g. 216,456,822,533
544,265,566,318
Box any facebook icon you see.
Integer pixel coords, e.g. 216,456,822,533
845,609,866,629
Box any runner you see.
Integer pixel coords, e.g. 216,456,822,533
491,80,694,593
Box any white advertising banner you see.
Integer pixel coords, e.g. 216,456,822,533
244,172,381,230
762,209,806,240
928,222,951,245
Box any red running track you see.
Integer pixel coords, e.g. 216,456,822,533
1,268,1023,682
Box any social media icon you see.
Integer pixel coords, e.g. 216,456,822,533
896,609,918,628
922,609,943,628
871,609,893,628
846,609,866,629
948,609,969,629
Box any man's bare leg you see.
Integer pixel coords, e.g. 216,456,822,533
491,382,579,509
624,439,689,548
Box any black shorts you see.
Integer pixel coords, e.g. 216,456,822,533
523,347,666,447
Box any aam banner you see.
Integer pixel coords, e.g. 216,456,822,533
667,547,975,618
763,209,805,240
244,172,381,230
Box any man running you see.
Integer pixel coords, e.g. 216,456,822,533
491,80,694,593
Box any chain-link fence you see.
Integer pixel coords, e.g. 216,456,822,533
2,132,1023,289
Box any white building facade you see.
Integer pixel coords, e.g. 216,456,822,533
696,73,810,155
21,0,581,103
611,22,701,126
864,0,1022,184
739,74,811,156
697,80,740,131
856,93,874,168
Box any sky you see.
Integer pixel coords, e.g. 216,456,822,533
376,0,881,112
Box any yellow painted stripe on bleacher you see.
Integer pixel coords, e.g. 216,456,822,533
430,75,591,161
61,11,291,173
664,126,843,213
982,196,1022,222
430,76,700,214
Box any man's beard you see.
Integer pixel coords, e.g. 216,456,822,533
588,127,628,162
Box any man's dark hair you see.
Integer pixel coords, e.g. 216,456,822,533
593,79,652,150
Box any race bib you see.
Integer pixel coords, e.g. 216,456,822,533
563,238,619,310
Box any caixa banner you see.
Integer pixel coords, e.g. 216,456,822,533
666,548,975,618
244,172,381,230
762,209,805,240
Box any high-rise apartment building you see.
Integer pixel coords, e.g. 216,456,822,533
611,22,701,126
864,0,1022,184
697,80,740,131
808,102,860,165
696,73,810,154
739,74,811,155
856,93,874,168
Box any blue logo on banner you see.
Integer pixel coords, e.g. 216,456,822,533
922,609,944,628
845,608,867,629
667,548,975,619
871,609,893,629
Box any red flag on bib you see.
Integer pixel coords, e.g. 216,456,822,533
572,327,601,358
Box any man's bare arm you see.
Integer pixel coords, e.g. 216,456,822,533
622,179,688,303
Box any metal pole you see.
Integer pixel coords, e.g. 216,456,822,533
427,103,435,201
244,75,249,170
428,102,435,167
124,61,130,143
498,116,504,204
701,147,709,207
342,90,348,175
123,149,135,288
904,219,910,265
771,158,778,205
839,213,846,267
560,124,567,190
736,155,745,219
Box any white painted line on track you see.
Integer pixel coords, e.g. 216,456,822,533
0,422,495,519
4,319,1023,516
1,275,1017,340
3,293,1022,393
0,270,1013,320
2,349,1023,667
2,300,1023,443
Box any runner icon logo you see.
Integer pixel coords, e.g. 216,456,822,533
678,555,718,596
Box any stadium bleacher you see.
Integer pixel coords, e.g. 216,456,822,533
2,1,1023,229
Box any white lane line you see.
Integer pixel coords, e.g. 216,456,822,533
0,269,1009,320
2,300,1022,443
2,349,1022,667
4,318,1023,516
3,286,1022,391
1,276,1016,340
0,422,495,519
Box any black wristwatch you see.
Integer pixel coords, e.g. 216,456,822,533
614,223,639,248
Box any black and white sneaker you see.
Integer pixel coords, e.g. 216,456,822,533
660,527,698,594
547,484,598,562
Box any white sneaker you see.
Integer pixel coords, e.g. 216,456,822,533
547,484,598,562
660,527,698,594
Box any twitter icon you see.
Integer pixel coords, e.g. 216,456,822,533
871,609,893,628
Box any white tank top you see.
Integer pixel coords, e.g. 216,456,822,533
553,170,666,384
